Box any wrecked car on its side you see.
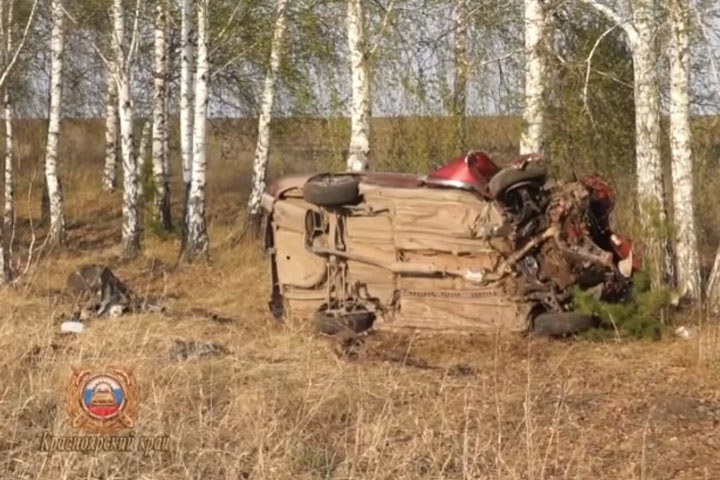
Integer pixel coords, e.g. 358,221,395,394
261,152,636,336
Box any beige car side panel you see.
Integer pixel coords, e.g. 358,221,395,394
344,215,394,242
274,228,326,289
385,297,530,333
392,198,500,238
360,183,511,254
281,286,326,320
273,198,316,233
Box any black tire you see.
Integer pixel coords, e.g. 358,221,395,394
532,312,598,336
488,165,547,199
303,174,361,207
314,309,375,335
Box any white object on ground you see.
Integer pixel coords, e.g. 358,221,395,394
108,304,125,317
674,326,696,340
61,321,85,334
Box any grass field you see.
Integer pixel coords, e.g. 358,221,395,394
2,118,720,479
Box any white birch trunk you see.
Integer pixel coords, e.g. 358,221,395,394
4,90,12,233
246,0,289,221
113,0,140,258
185,0,209,257
632,0,673,286
3,1,13,233
162,75,170,187
668,0,700,301
180,0,194,232
346,0,370,171
0,92,6,279
0,0,7,286
0,1,9,281
0,91,6,279
452,0,468,153
580,0,672,286
519,0,546,155
136,119,151,178
44,0,66,245
152,0,171,229
103,64,118,192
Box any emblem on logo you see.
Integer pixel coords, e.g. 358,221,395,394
66,367,138,434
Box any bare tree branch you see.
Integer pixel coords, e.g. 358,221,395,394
577,0,639,47
368,0,396,57
583,24,618,119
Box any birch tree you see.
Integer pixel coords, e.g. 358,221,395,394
184,0,208,258
44,0,67,245
3,0,14,233
667,0,700,301
0,78,7,280
246,0,289,231
152,0,171,229
0,0,38,283
452,0,468,153
4,88,11,232
180,0,194,239
112,0,141,258
0,78,7,276
579,0,672,286
0,0,11,284
103,64,118,192
346,0,370,171
519,0,546,154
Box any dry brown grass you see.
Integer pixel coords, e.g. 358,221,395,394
2,119,720,479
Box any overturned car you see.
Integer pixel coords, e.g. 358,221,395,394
261,152,636,336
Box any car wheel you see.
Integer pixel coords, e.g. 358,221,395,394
314,308,375,335
303,174,361,207
488,165,547,199
532,312,598,336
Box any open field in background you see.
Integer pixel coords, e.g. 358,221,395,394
2,118,720,478
9,114,720,245
9,115,523,193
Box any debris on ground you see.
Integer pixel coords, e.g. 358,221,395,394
62,264,234,334
60,321,85,334
64,264,164,323
169,340,228,362
66,264,133,315
674,326,698,340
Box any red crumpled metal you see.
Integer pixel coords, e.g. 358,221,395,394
426,151,500,192
582,175,614,211
611,233,640,271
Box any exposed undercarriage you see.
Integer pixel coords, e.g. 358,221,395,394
263,153,635,336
